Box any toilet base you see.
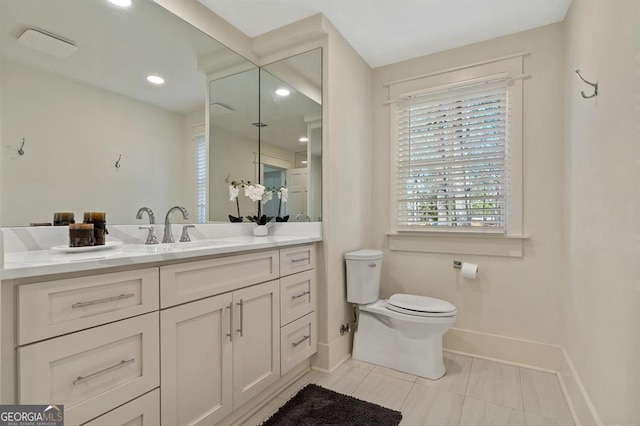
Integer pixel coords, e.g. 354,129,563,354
352,302,454,380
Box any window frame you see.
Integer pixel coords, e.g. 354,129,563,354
388,57,525,256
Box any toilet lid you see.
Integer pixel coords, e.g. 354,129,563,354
344,249,383,261
386,294,456,317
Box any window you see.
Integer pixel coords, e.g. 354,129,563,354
194,130,207,224
396,78,511,233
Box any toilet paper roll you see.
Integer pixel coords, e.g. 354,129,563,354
461,262,478,279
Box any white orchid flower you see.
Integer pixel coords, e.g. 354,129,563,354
278,187,289,203
229,185,239,201
263,190,273,203
245,184,265,202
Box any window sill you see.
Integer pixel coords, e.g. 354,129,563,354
387,231,529,258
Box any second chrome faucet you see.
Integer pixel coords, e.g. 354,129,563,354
137,206,191,244
162,206,190,243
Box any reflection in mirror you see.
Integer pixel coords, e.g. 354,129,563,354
0,0,254,226
260,49,322,222
208,67,259,222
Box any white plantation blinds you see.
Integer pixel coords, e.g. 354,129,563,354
396,79,510,232
194,132,207,224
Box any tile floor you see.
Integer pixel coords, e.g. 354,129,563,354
246,352,575,426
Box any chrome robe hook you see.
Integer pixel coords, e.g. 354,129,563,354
575,69,598,99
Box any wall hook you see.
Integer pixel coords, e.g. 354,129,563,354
575,69,598,99
115,154,122,169
18,138,25,156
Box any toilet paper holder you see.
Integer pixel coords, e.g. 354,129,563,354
453,260,479,271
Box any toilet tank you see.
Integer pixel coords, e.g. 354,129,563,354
345,249,383,304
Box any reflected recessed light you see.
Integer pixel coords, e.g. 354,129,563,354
301,160,308,164
299,137,309,143
108,0,132,7
275,88,290,97
146,75,165,85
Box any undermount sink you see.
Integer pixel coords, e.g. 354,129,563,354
169,240,235,250
122,239,235,254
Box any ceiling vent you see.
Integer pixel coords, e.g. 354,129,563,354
210,103,235,115
17,28,78,58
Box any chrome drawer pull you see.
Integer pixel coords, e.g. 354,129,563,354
292,335,310,347
291,291,311,300
291,257,310,264
226,302,233,342
72,293,135,309
237,299,244,337
73,358,135,385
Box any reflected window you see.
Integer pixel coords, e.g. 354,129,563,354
194,129,207,223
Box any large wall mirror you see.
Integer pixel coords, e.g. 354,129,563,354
0,0,322,227
208,48,322,222
0,0,255,226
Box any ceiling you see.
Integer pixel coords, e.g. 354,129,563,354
199,0,573,68
0,0,240,114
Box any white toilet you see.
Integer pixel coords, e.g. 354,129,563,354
346,249,457,380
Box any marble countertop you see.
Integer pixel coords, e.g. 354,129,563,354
2,223,322,280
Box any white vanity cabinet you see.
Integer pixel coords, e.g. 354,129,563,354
159,252,281,426
7,243,317,426
278,246,318,376
14,269,161,426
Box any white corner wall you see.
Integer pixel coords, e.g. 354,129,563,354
318,18,373,370
371,24,566,368
562,0,640,425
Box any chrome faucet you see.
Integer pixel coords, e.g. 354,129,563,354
295,212,311,222
163,206,190,243
136,207,155,224
136,207,158,245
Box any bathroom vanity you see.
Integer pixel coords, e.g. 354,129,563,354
0,228,320,426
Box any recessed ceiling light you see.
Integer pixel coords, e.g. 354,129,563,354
108,0,132,7
301,160,308,164
146,75,165,85
275,88,290,97
299,137,309,143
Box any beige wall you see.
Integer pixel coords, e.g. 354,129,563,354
318,19,373,369
371,24,566,361
562,0,640,425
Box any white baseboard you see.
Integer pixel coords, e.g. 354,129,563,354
557,348,602,426
444,328,601,426
444,327,563,371
311,333,352,373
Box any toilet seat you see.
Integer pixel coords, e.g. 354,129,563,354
386,294,457,317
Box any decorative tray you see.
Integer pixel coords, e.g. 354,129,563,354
51,241,123,253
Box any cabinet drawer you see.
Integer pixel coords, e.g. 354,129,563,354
82,389,159,426
19,313,159,426
280,312,316,375
18,268,159,345
280,270,316,326
160,250,279,308
279,245,315,277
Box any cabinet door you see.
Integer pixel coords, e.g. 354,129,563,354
161,293,233,426
233,280,280,408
